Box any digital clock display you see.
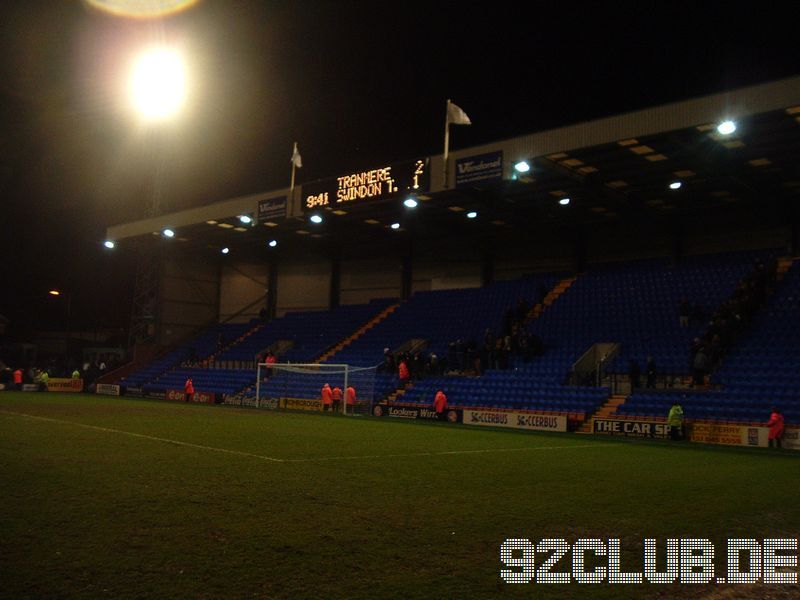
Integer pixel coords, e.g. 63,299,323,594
302,158,430,211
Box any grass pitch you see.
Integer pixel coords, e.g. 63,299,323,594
1,392,799,599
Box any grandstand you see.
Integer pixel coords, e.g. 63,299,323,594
620,260,800,423
93,75,800,441
108,247,797,432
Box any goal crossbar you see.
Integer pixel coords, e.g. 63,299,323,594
255,362,377,415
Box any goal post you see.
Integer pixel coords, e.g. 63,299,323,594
255,362,378,415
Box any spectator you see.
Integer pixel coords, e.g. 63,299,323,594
321,383,332,411
667,398,684,441
184,377,194,403
692,347,708,387
629,359,641,390
433,389,448,421
13,367,22,391
645,356,657,388
428,352,440,376
537,283,548,305
71,368,81,379
690,302,704,327
679,298,690,327
767,407,785,449
331,385,342,413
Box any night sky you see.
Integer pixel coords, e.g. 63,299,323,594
0,0,797,335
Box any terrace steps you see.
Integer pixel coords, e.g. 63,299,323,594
386,381,413,403
206,320,264,364
777,256,795,279
577,394,627,433
317,303,400,363
527,276,577,322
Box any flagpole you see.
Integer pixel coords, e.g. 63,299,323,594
443,100,451,188
290,141,298,193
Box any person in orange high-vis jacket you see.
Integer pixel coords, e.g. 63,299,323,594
345,386,356,412
398,360,410,382
331,386,343,413
184,378,194,403
767,407,785,449
321,383,333,411
433,389,448,421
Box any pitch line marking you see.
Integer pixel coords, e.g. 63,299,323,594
284,443,611,462
0,410,612,464
0,409,285,463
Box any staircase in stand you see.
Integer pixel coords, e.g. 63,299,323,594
577,394,627,433
777,256,795,280
316,303,400,363
526,276,577,323
207,320,264,365
386,381,413,404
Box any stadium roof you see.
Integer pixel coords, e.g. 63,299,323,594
107,76,800,258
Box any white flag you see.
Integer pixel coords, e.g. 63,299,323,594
291,143,302,168
447,101,471,126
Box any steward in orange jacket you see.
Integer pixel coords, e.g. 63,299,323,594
345,386,356,407
398,360,410,382
184,378,195,403
433,390,448,420
321,383,333,411
331,386,343,413
767,407,785,449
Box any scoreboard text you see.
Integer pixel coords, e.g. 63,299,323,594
303,158,429,211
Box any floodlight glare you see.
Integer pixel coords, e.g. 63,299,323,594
239,215,252,224
669,181,682,190
162,228,175,238
309,214,323,224
130,48,186,120
403,197,418,208
103,240,116,249
86,0,200,19
466,211,478,219
717,120,736,135
49,290,61,296
514,161,531,173
558,198,571,206
221,247,230,255
390,222,400,230
268,240,278,247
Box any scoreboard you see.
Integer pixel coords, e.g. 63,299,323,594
302,158,430,212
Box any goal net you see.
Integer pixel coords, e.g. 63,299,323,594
255,362,378,416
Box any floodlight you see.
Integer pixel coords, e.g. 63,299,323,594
103,240,116,249
309,214,323,224
717,120,736,135
466,211,478,219
221,247,230,255
130,48,186,120
390,222,400,230
268,240,278,247
404,197,418,208
559,198,571,206
162,228,175,238
514,161,531,173
669,181,682,190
